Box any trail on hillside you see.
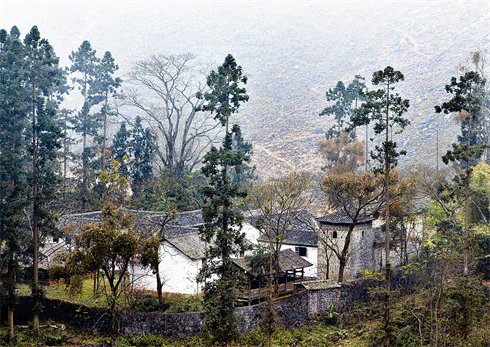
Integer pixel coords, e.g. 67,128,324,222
397,29,431,59
255,144,297,171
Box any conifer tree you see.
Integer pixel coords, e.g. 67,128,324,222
92,51,121,172
436,71,486,277
0,26,31,340
196,54,250,346
69,41,100,209
349,66,410,346
24,25,63,331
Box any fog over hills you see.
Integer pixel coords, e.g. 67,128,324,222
2,1,489,179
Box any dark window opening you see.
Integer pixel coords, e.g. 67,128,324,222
295,246,307,257
333,231,338,239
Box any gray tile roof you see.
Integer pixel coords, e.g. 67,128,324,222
58,209,203,236
317,210,374,225
251,210,318,247
165,231,205,260
232,249,312,276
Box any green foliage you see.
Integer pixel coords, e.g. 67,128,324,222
112,117,156,199
320,75,366,140
196,54,250,346
135,168,206,212
350,66,410,173
68,40,121,211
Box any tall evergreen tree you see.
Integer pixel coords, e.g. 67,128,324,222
111,117,155,199
0,26,31,340
112,121,131,178
0,25,62,338
69,41,101,210
196,54,249,346
436,71,487,277
23,25,62,331
320,75,366,140
349,66,410,346
92,51,121,172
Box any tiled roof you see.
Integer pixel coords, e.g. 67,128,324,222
121,208,203,228
317,210,374,225
249,210,318,247
232,249,312,276
165,232,206,260
58,211,101,232
58,209,203,236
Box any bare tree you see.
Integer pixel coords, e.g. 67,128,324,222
118,53,218,177
246,171,314,295
245,171,314,347
319,170,385,282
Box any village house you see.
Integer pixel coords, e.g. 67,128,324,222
251,210,319,278
316,210,424,281
55,209,261,295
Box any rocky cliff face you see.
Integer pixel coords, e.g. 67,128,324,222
6,1,489,179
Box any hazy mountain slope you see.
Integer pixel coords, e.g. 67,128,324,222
2,1,489,179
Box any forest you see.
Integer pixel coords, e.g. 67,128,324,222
0,24,489,347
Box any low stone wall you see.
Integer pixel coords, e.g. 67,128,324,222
13,274,414,338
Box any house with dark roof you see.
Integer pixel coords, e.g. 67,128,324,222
232,248,313,305
316,210,383,281
247,209,319,278
316,209,423,281
56,208,260,295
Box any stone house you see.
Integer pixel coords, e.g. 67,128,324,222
316,209,424,281
316,210,383,281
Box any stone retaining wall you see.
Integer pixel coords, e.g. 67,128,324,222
13,275,414,337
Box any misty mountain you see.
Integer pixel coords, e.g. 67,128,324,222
3,1,489,178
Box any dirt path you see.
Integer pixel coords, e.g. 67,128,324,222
397,29,431,59
255,144,297,170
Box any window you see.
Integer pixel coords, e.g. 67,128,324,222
332,231,338,239
239,250,245,258
295,246,307,257
362,230,365,238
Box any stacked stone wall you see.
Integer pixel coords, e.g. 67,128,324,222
13,274,415,338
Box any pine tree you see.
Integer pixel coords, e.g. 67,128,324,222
129,116,155,196
0,26,31,340
320,75,366,140
349,66,410,346
24,25,63,331
69,41,101,210
436,71,486,279
91,51,121,172
196,54,249,346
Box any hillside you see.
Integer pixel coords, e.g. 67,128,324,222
2,1,489,179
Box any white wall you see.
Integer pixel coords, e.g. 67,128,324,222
132,242,202,295
280,244,318,278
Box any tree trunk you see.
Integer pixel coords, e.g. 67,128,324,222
337,223,355,282
156,271,164,311
32,83,40,331
384,79,392,347
110,305,117,347
338,257,346,283
7,257,14,339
